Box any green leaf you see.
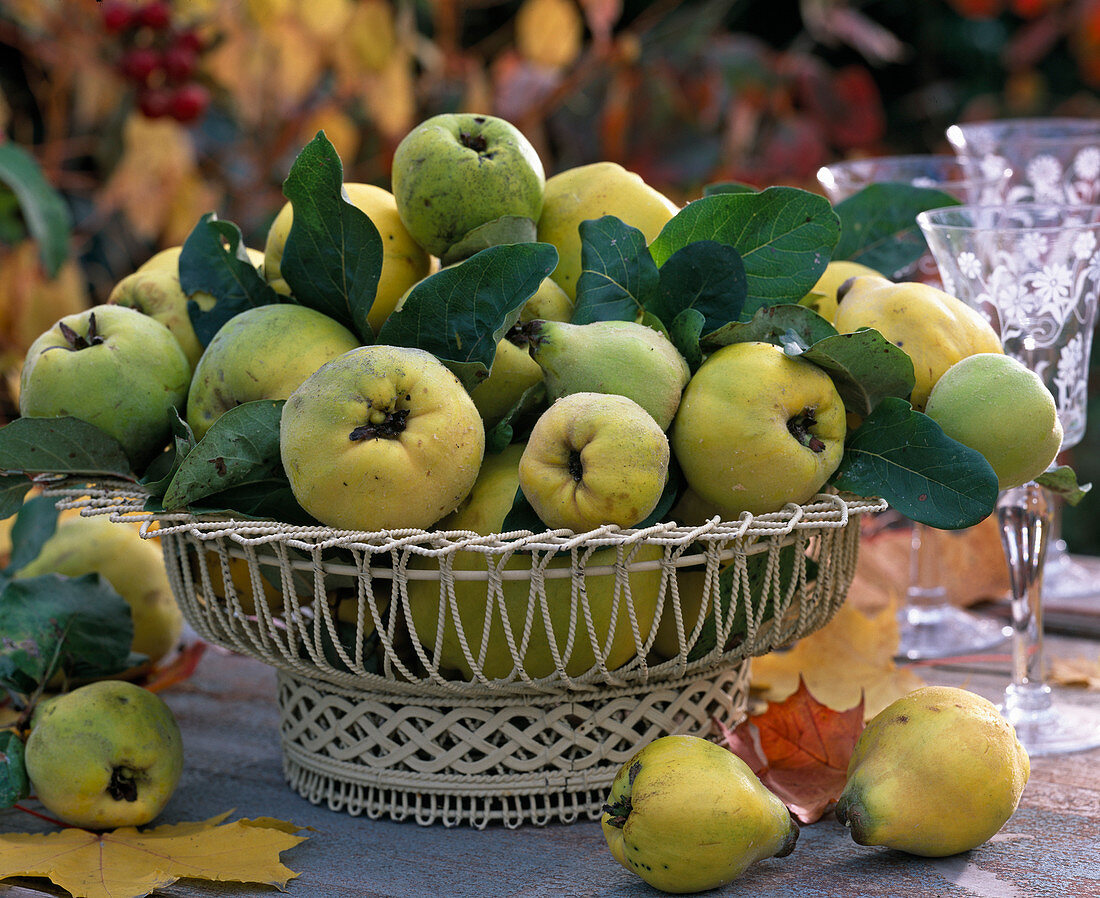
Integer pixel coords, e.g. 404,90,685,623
0,475,33,521
0,417,133,478
833,183,960,279
1036,465,1092,507
441,215,538,266
0,143,71,277
185,480,312,524
650,240,746,334
649,187,840,316
833,397,999,529
501,486,549,535
485,381,547,455
376,243,558,392
702,304,838,353
2,494,59,580
800,329,916,417
703,181,758,196
162,400,284,510
669,308,705,372
280,132,383,342
572,216,660,325
180,212,280,347
0,731,29,810
140,412,198,499
0,573,138,695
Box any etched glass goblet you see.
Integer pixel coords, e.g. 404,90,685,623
947,118,1100,602
918,202,1100,755
818,154,1012,659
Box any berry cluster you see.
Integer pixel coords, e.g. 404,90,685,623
99,1,211,124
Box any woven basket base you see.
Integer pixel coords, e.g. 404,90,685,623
277,662,750,828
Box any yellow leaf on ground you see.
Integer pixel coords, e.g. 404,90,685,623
0,812,307,898
1049,654,1100,689
750,595,924,720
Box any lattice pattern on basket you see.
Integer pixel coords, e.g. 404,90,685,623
277,663,749,828
45,480,885,697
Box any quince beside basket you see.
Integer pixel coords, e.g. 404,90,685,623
53,480,884,829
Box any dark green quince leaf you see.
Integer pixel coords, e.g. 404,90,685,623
140,411,199,499
832,397,999,529
0,142,71,277
703,181,758,196
0,475,33,522
376,242,558,392
2,494,60,584
669,308,706,372
1036,465,1092,507
441,215,538,266
650,240,747,335
180,212,280,347
833,183,960,279
280,131,384,343
0,731,29,810
701,303,838,354
572,215,660,325
0,416,133,479
162,400,285,510
801,328,916,417
649,187,840,317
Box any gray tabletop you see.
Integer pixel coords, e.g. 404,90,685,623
3,623,1099,898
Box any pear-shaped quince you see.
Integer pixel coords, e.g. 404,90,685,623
834,275,1003,410
835,685,1030,857
602,734,798,894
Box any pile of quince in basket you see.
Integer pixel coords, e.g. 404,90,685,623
12,112,1065,542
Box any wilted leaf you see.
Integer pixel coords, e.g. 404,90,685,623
0,811,307,898
717,677,864,823
751,595,925,719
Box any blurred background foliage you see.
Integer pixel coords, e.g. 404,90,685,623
1,0,1099,548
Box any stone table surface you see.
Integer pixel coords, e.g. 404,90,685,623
2,619,1099,898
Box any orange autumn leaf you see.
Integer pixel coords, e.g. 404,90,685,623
716,677,864,824
0,811,307,898
142,641,208,694
750,594,924,720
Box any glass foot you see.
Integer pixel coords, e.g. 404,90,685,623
897,603,1010,661
1000,692,1100,757
1042,542,1100,601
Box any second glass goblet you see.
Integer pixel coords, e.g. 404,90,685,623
918,202,1100,756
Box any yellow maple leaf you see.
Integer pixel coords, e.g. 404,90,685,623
1048,654,1100,689
750,595,924,720
0,812,307,898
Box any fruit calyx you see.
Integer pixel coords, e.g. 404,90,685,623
349,408,410,441
602,760,642,828
459,126,490,156
59,313,106,351
788,407,826,452
107,766,139,803
568,450,584,482
513,318,545,350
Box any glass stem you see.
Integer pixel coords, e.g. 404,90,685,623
907,522,948,609
997,482,1053,717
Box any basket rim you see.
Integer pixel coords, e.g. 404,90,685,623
41,475,887,556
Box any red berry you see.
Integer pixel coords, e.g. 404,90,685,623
137,1,172,30
169,83,210,123
161,45,197,82
101,1,134,33
138,87,172,119
119,47,160,84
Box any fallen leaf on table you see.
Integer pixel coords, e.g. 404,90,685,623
750,594,923,719
716,677,864,824
142,640,208,693
0,811,307,898
1048,654,1100,689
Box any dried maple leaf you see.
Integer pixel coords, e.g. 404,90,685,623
142,641,207,694
750,594,924,719
716,677,864,824
0,811,307,898
1048,654,1100,689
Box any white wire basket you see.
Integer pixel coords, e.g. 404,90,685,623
50,480,885,828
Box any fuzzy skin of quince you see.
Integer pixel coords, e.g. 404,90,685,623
835,685,1030,857
602,734,798,893
834,275,1003,410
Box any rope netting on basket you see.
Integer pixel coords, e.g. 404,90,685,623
43,479,884,827
45,479,884,696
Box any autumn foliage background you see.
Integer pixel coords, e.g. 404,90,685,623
2,0,1100,547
